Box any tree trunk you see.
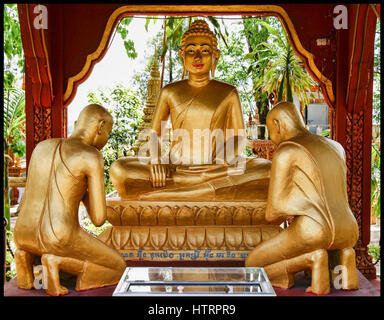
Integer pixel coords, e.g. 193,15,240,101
169,40,173,83
242,17,270,139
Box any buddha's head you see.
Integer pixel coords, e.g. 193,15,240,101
266,101,306,145
73,104,113,150
179,20,221,79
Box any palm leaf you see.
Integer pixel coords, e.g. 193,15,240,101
4,87,25,147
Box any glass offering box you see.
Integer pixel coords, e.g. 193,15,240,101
113,267,276,296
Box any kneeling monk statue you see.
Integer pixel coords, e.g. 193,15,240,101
14,104,126,296
110,20,270,201
245,102,359,295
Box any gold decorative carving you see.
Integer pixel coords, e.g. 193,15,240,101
98,225,281,253
105,200,275,226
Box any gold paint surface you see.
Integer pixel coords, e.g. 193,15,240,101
13,105,126,296
110,21,271,201
245,102,359,295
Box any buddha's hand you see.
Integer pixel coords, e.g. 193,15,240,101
150,164,169,188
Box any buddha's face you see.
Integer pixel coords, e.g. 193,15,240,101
182,35,216,76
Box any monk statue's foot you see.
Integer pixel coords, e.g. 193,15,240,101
41,254,70,296
306,249,330,295
76,262,125,291
329,247,359,290
46,284,69,296
14,249,34,290
264,263,294,289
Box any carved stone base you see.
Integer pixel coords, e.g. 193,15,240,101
99,199,282,262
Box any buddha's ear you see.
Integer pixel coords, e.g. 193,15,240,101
74,120,77,129
179,49,184,65
215,49,221,61
97,119,105,135
179,49,187,79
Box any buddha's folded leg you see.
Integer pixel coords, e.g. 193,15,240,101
109,157,153,198
140,181,216,201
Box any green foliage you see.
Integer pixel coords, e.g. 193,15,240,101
319,128,330,138
4,87,26,229
368,244,380,263
117,17,138,60
87,84,143,194
247,19,316,107
371,137,380,218
80,217,112,237
3,4,24,88
5,229,16,281
4,87,26,156
216,21,254,116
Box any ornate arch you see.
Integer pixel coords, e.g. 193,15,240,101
63,5,335,108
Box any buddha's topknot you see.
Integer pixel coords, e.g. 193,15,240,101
180,20,219,55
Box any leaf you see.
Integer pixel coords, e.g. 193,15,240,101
123,40,138,59
145,16,151,31
256,20,279,37
277,73,285,102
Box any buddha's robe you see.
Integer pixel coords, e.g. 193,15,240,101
110,79,271,200
152,79,245,166
266,133,359,251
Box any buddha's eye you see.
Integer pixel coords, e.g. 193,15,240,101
187,49,195,54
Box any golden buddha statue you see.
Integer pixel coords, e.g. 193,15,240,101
245,102,359,295
110,20,270,201
13,104,126,296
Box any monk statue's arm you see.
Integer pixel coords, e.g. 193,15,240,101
82,151,107,227
149,87,171,187
225,89,246,164
265,144,299,223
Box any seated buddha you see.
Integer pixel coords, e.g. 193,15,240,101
110,20,271,201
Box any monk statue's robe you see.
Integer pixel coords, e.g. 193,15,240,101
14,138,126,294
246,130,359,293
110,79,271,201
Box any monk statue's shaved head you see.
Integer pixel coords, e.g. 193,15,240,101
267,101,305,129
266,102,307,145
72,104,113,151
75,104,113,131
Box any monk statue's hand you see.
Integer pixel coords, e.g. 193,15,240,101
150,164,168,188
